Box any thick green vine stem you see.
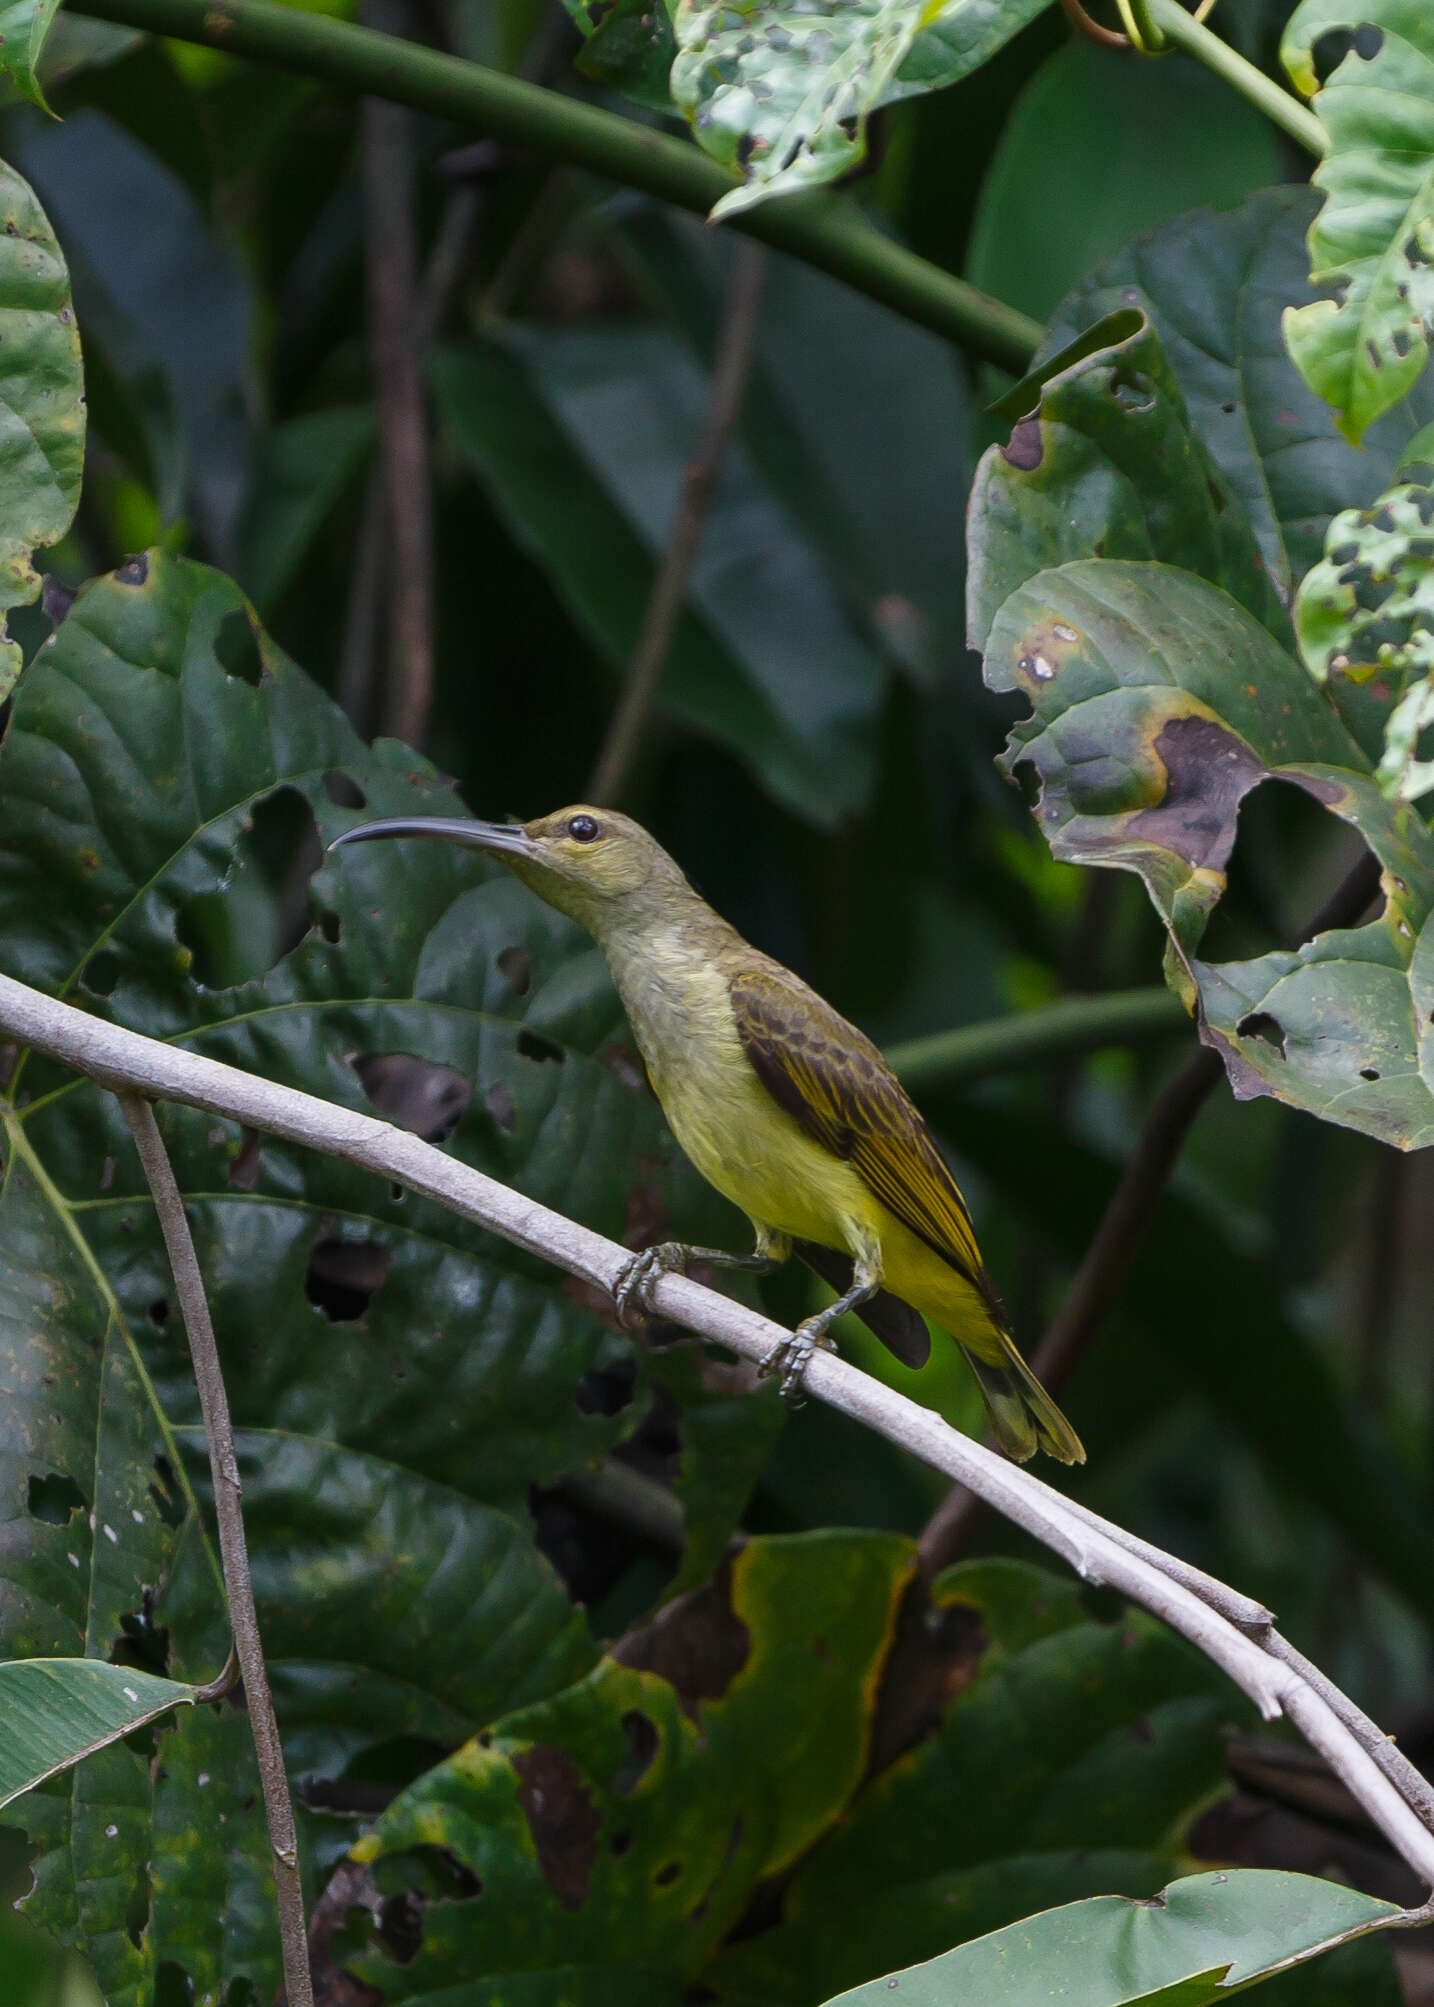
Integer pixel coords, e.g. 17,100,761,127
1145,0,1325,155
68,0,1042,372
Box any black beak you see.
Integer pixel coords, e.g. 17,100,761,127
328,817,537,860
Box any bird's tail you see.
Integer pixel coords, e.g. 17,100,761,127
962,1339,1085,1466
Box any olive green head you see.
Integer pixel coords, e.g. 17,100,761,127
330,804,693,937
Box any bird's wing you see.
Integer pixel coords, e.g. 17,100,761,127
731,965,997,1311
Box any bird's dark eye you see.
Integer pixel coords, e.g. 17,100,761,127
567,814,600,843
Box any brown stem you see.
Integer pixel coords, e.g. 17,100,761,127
119,1096,313,2007
919,848,1386,1579
362,0,435,750
586,239,767,808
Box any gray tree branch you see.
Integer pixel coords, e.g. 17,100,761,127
119,1095,315,2007
0,970,1428,1895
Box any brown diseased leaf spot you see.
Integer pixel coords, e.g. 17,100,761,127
1125,715,1265,871
614,1558,751,1722
513,1744,601,1912
1001,416,1043,470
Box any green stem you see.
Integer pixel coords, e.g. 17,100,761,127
67,0,1043,372
886,986,1188,1092
1146,0,1325,157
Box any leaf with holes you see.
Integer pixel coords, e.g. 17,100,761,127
967,308,1287,655
814,1870,1401,2005
985,559,1434,1149
1281,0,1434,443
1295,469,1434,797
1045,186,1434,617
0,549,779,1994
0,158,84,696
671,0,1050,220
0,1660,206,1813
711,1558,1246,2004
322,1531,913,2001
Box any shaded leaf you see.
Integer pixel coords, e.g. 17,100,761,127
0,156,84,695
985,559,1434,1149
672,0,1051,221
817,1869,1400,2004
1047,187,1434,614
1281,0,1434,442
968,309,1286,654
235,404,374,615
0,1660,203,1812
433,332,884,825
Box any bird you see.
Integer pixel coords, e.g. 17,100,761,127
331,805,1084,1465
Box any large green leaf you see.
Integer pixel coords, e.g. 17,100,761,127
0,1660,204,1812
331,1531,914,2000
984,559,1434,1149
235,404,375,616
0,0,62,110
432,333,885,827
1281,0,1434,443
966,39,1286,332
967,310,1287,654
0,550,778,1995
818,1870,1401,2005
1045,187,1434,613
0,157,84,697
711,1559,1239,2004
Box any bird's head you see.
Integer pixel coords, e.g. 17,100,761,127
330,805,689,936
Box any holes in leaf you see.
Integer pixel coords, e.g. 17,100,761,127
27,1472,86,1524
113,554,148,587
223,1982,258,2007
517,1028,564,1065
0,1825,39,1906
150,1454,186,1530
1199,775,1381,965
228,1127,263,1191
148,1298,170,1328
111,1588,171,1679
654,1861,682,1887
575,1356,636,1417
323,770,367,810
1360,1066,1381,1081
497,945,532,995
305,1238,390,1322
213,610,263,687
81,949,119,997
176,786,323,989
152,1959,192,2007
376,1891,424,1965
612,1711,658,1797
125,1865,153,1954
404,1845,481,1901
609,1830,632,1857
319,909,342,945
351,1052,473,1144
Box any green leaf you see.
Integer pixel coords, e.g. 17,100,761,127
967,310,1287,654
432,333,884,825
1295,469,1434,798
0,0,61,111
1281,0,1434,442
334,1532,913,1999
1045,187,1434,612
985,559,1434,1150
671,0,1051,221
816,1870,1401,2005
966,39,1286,331
0,157,84,694
712,1559,1239,2004
564,0,679,111
0,1660,203,1812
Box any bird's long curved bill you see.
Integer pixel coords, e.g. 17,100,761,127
328,817,536,859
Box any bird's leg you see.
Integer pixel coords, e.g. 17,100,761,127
612,1227,790,1330
761,1239,881,1405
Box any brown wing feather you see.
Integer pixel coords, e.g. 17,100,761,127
732,965,1002,1321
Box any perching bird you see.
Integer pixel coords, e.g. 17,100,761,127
332,806,1083,1464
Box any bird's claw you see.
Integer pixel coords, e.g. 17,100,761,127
759,1317,838,1407
612,1242,688,1329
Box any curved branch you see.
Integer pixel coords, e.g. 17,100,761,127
2,968,1432,1892
65,0,1042,373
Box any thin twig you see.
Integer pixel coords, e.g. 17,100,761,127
118,1095,314,2007
586,240,767,807
362,0,435,750
4,971,1432,1893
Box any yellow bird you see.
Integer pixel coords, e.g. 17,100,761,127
333,806,1083,1465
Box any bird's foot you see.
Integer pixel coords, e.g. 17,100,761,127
759,1317,838,1407
612,1242,689,1329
